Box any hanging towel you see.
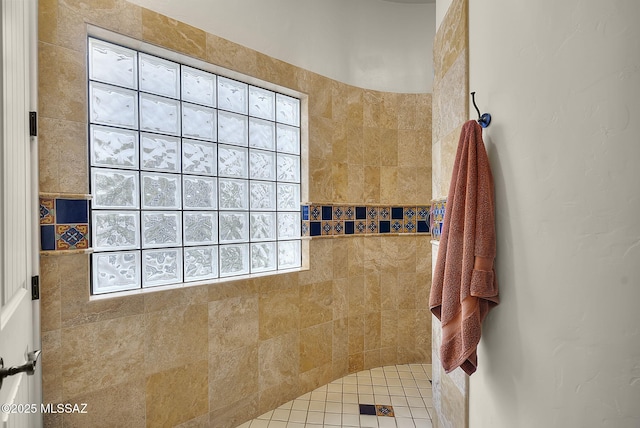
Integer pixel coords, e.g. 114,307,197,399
429,120,499,376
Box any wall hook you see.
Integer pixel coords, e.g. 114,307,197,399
471,92,491,128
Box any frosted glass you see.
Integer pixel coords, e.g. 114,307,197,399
219,211,249,243
249,117,276,150
184,246,218,281
278,240,301,269
90,125,138,169
218,145,248,178
142,249,183,287
92,211,140,251
250,181,276,211
89,38,137,89
219,179,248,210
218,76,247,114
182,139,216,175
182,66,216,107
92,169,139,209
141,133,180,172
183,102,216,141
219,244,250,277
142,211,182,248
277,183,300,211
276,93,300,126
251,242,277,273
276,123,300,154
183,212,218,245
141,172,181,209
278,212,301,239
249,86,275,120
90,82,138,129
139,53,180,98
277,153,300,183
250,212,276,241
218,111,248,146
249,150,276,181
183,176,217,209
140,93,180,135
92,251,140,294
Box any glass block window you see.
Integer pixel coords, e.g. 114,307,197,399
88,37,302,295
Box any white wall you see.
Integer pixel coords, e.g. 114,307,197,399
126,0,436,93
469,1,640,427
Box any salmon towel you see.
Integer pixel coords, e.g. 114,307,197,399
429,120,499,376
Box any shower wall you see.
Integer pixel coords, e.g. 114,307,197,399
38,1,433,427
430,0,469,426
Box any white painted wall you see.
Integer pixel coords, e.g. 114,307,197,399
468,1,640,427
126,0,436,93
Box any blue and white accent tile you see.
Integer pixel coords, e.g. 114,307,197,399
40,196,90,252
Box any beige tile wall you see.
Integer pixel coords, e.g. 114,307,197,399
38,1,432,426
430,0,470,427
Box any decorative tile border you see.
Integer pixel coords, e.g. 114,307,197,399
40,196,91,253
430,199,447,240
301,204,431,238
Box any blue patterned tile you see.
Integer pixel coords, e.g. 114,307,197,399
56,199,88,224
333,206,344,220
322,221,333,235
355,221,367,234
417,206,430,220
367,206,378,220
379,207,390,220
404,220,416,233
301,221,310,236
40,198,55,224
391,220,403,232
367,221,378,234
344,206,355,220
404,207,416,220
333,221,344,235
310,206,321,221
56,224,89,250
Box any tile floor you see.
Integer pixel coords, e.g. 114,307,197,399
237,364,433,428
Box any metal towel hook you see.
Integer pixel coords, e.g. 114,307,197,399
471,92,491,128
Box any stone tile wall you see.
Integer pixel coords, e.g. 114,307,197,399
38,1,432,427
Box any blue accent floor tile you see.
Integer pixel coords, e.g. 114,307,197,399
310,221,322,236
345,221,354,235
359,404,377,415
391,207,404,220
56,199,88,224
41,225,55,251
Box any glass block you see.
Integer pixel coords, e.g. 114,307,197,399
142,211,182,248
278,240,301,269
88,38,137,89
184,246,218,281
92,211,140,251
277,153,300,183
250,181,276,211
92,168,139,209
277,183,300,211
139,53,180,98
141,133,180,172
276,93,300,126
183,176,217,210
182,139,217,175
219,211,249,243
249,117,276,150
92,251,140,294
218,76,248,114
90,125,138,169
142,248,183,287
89,82,138,129
183,212,218,245
140,93,180,136
218,111,248,146
218,145,248,178
249,149,276,181
249,86,275,120
251,242,277,273
141,172,181,209
219,244,250,277
182,102,216,141
250,212,276,242
278,212,301,239
182,66,216,107
219,178,249,210
276,123,300,154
